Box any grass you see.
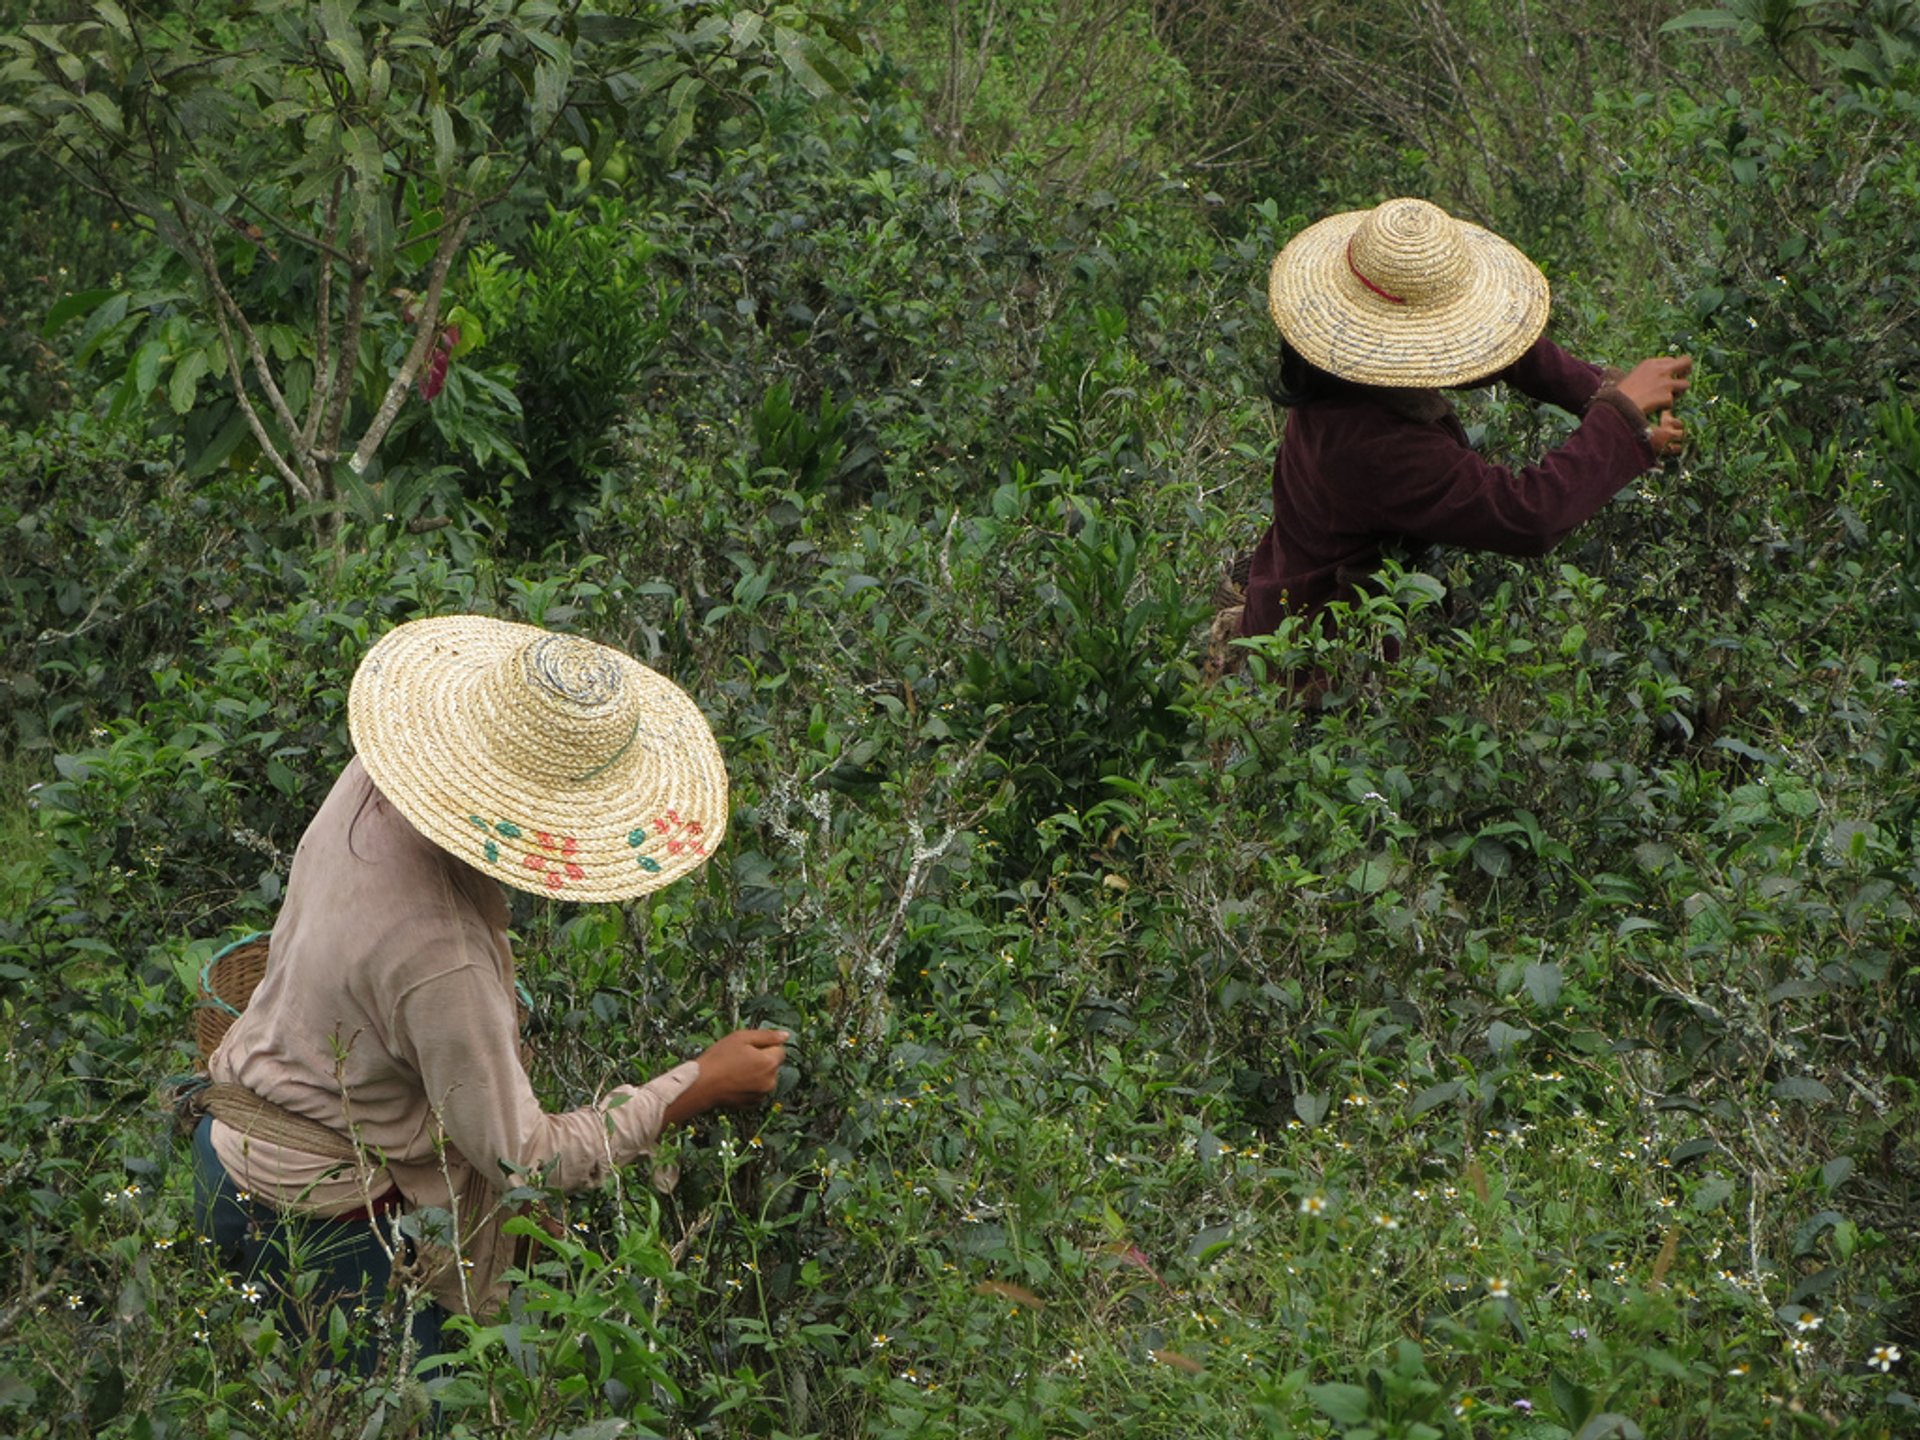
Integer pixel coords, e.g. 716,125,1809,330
0,748,47,918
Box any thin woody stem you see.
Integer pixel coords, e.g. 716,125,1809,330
204,285,314,505
322,204,370,459
302,177,342,455
349,210,471,474
187,214,325,498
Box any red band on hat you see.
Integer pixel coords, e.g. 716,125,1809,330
1346,239,1406,305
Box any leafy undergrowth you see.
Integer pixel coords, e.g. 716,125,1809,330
3,10,1920,1438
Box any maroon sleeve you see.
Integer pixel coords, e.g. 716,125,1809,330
1480,336,1606,414
1358,401,1655,558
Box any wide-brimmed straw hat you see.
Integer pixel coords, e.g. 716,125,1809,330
347,616,727,902
1268,197,1550,387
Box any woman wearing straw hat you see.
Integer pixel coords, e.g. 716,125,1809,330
1230,197,1691,685
192,616,786,1363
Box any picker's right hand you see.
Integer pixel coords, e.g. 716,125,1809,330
1616,355,1693,418
665,1028,789,1124
1649,409,1685,458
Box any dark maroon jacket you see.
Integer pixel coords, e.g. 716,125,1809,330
1239,337,1655,641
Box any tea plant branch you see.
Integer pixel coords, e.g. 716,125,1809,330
348,211,472,475
859,821,960,1024
0,1278,60,1344
322,204,372,459
301,176,342,457
1616,949,1889,1115
1745,1167,1771,1304
32,535,151,645
199,262,317,506
855,723,1004,1038
191,226,324,495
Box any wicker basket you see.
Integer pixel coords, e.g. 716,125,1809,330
194,933,271,1061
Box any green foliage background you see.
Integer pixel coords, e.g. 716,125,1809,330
3,0,1920,1435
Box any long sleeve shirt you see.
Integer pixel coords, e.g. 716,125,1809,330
208,756,698,1311
1239,337,1655,641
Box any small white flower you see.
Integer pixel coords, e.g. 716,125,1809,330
1299,1194,1329,1216
1869,1344,1903,1372
1486,1277,1512,1299
1793,1310,1823,1334
239,1282,264,1305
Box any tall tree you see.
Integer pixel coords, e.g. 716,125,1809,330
0,0,856,536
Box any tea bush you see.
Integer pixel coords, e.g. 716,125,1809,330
2,3,1919,1437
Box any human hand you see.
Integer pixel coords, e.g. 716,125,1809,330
1615,356,1693,417
664,1028,789,1125
1649,409,1685,458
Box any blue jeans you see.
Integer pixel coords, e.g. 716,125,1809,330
192,1116,447,1371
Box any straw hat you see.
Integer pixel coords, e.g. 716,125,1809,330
1267,198,1550,387
347,616,727,902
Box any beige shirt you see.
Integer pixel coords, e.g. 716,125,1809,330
208,756,697,1312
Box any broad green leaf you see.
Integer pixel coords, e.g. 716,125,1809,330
95,0,133,40
1551,1370,1593,1429
345,124,384,191
807,10,864,55
168,347,210,414
444,305,484,359
1659,9,1744,31
658,75,698,160
730,12,765,49
320,0,368,96
1771,1076,1832,1103
1573,1413,1644,1440
74,290,130,363
1306,1382,1373,1426
687,15,732,48
613,54,683,102
43,286,116,335
532,55,570,128
1487,1020,1531,1058
116,336,167,418
1691,1175,1736,1210
78,88,123,135
573,14,644,42
774,24,835,98
429,102,455,180
1409,1080,1463,1116
1523,960,1563,1009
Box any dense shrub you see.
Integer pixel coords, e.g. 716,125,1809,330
2,4,1920,1436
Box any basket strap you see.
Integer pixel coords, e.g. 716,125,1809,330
191,1081,367,1165
198,931,272,1017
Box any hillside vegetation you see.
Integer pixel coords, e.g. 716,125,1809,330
2,0,1919,1435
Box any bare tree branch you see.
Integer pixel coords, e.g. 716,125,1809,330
349,210,472,474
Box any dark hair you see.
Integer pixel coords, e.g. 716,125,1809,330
1265,338,1364,409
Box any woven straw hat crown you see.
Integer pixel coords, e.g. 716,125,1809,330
1268,197,1550,387
348,616,727,902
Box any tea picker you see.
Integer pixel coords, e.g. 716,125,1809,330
183,616,787,1367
